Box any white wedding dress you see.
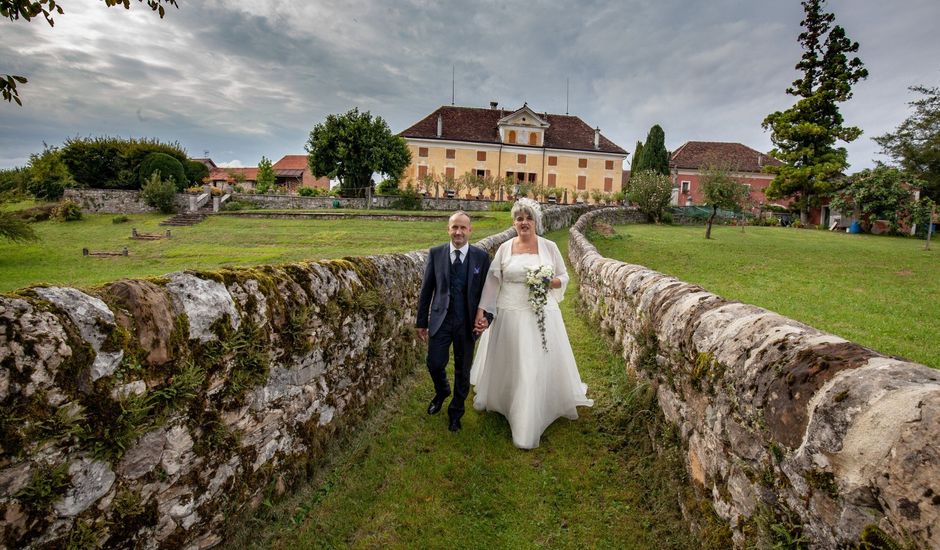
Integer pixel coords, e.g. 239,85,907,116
470,237,593,449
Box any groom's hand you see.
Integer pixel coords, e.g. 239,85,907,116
416,328,428,342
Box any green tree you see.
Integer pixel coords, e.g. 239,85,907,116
140,170,178,213
634,125,669,176
627,170,673,223
256,156,275,194
700,164,750,239
184,160,209,185
138,152,186,192
762,0,868,224
873,86,940,202
1,0,179,105
629,140,644,176
0,192,37,242
305,109,411,198
829,165,918,233
26,144,72,200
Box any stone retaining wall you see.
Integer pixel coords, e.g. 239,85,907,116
64,189,189,214
0,205,588,548
568,207,940,548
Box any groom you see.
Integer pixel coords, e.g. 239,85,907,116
416,211,491,432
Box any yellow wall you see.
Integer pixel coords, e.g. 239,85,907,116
403,141,623,201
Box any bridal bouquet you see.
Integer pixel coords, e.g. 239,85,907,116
525,263,554,352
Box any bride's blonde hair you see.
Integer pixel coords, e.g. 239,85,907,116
511,198,544,235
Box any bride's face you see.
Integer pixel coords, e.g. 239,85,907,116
513,211,535,237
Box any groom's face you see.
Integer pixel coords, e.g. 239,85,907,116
448,213,472,248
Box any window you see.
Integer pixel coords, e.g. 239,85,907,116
445,167,455,179
548,156,557,166
477,151,486,161
681,181,690,194
577,175,586,190
529,133,538,146
475,169,486,178
604,177,613,192
446,149,455,159
547,173,556,186
605,160,614,170
578,158,587,168
528,173,536,183
418,165,428,178
518,154,526,164
419,147,428,158
508,130,517,144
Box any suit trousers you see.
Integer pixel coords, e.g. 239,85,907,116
426,310,475,421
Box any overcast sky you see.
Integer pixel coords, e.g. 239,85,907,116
2,0,939,172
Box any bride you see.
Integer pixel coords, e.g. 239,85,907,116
470,198,593,449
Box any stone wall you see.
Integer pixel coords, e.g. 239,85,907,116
64,189,189,214
568,207,940,548
0,205,589,548
62,188,596,214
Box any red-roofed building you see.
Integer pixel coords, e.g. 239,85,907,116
669,141,789,212
272,155,330,192
399,103,626,200
207,167,259,187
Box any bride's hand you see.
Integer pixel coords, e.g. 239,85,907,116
549,277,561,289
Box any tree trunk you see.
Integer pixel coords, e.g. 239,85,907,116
706,207,716,239
800,207,810,226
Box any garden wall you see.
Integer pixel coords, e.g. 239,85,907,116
0,205,591,548
64,189,189,214
569,208,940,548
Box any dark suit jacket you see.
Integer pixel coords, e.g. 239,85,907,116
416,243,491,337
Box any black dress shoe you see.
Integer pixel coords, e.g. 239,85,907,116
427,395,448,415
448,418,461,432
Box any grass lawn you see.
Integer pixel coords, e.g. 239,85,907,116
592,223,940,369
230,229,717,550
0,209,510,293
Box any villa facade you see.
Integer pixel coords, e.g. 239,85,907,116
399,103,627,200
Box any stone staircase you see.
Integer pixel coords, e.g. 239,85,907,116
159,212,207,227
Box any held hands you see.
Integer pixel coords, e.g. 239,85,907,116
544,277,561,289
473,309,489,336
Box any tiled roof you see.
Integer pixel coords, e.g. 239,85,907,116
670,141,783,173
208,167,258,181
400,105,627,155
273,155,309,171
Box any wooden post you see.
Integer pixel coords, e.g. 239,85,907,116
122,246,128,256
82,248,89,256
165,229,172,238
132,227,139,237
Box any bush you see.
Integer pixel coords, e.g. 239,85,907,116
14,203,57,222
377,178,400,195
140,171,178,214
185,160,210,185
112,215,130,224
139,153,187,192
390,185,423,211
60,136,187,190
627,170,673,223
220,199,255,212
51,199,82,221
0,167,29,194
26,145,72,201
489,201,513,212
298,187,326,197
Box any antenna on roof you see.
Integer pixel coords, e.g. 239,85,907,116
451,65,455,106
565,78,569,115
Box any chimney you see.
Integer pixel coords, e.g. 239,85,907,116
594,127,600,149
490,101,498,109
437,113,442,137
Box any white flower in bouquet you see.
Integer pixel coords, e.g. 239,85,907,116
525,263,554,352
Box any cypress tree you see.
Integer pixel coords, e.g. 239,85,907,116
635,125,669,176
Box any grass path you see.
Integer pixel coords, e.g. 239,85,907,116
231,230,714,549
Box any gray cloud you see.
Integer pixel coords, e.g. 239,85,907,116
2,0,939,172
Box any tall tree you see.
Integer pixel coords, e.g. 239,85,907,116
1,0,179,105
255,156,275,194
629,140,644,174
761,0,868,224
306,109,411,198
634,125,669,176
873,86,940,202
700,163,750,239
